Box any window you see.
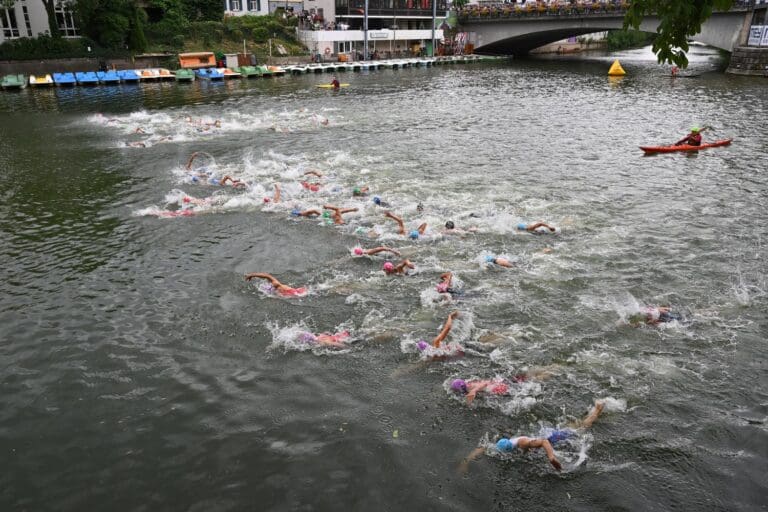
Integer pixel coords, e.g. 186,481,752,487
22,5,31,36
248,0,260,11
1,7,20,39
55,1,78,37
230,0,241,11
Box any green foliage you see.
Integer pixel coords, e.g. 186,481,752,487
623,0,734,67
606,29,656,51
76,0,147,50
182,0,223,22
0,35,128,59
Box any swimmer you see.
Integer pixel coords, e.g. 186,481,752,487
517,222,558,234
484,255,514,268
322,205,358,225
244,272,307,297
134,127,147,134
125,141,147,148
449,377,520,405
383,259,415,276
291,208,322,218
628,306,682,326
436,272,462,296
443,221,478,236
372,196,391,208
383,212,427,238
352,246,401,257
301,181,322,192
298,330,351,349
220,175,247,188
352,186,370,197
462,400,605,472
303,170,323,178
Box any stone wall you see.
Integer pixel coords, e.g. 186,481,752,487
726,46,768,75
0,54,175,75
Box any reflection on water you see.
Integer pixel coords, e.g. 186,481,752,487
0,46,766,511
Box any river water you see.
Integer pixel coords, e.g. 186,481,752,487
1,45,766,511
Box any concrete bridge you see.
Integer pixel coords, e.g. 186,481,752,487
459,6,753,56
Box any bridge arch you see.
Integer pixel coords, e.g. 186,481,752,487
460,11,750,55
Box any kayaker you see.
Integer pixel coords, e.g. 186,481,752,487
675,126,703,146
331,76,340,89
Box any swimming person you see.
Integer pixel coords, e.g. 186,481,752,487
462,400,605,472
517,222,558,234
323,205,359,225
331,76,340,89
352,246,401,257
628,305,682,326
449,377,517,405
291,208,323,218
352,186,370,197
443,221,477,236
372,196,391,208
297,330,351,349
220,175,248,188
436,272,463,297
383,259,415,275
384,211,427,238
244,272,308,297
484,255,514,268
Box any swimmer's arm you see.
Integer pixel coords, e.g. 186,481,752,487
525,438,561,471
527,222,554,232
244,273,281,287
384,212,405,234
304,170,323,178
323,205,341,212
185,152,199,170
273,184,281,203
339,208,359,214
300,209,321,217
365,247,400,256
439,272,453,285
417,222,427,235
466,382,488,405
458,447,486,474
432,311,458,347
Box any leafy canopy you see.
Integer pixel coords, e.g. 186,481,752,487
623,0,734,68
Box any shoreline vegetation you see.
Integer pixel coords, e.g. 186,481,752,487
0,10,307,63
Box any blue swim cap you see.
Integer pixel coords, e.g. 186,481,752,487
409,230,420,239
373,196,381,205
291,208,301,217
516,223,527,231
191,176,199,182
209,178,219,185
496,438,515,452
485,255,495,263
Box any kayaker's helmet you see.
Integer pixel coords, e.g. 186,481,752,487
691,126,700,133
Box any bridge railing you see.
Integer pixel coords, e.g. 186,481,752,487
457,0,753,22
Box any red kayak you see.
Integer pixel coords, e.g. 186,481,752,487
640,139,732,154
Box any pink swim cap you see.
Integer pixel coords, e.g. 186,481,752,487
263,197,270,203
354,247,363,256
182,197,191,203
383,262,394,273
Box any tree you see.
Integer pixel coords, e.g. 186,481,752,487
623,0,734,68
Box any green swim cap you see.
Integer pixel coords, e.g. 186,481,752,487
691,126,700,133
353,187,361,194
322,211,330,218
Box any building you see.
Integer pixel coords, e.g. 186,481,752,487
0,0,79,44
225,0,446,58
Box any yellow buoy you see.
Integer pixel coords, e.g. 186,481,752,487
608,59,626,76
